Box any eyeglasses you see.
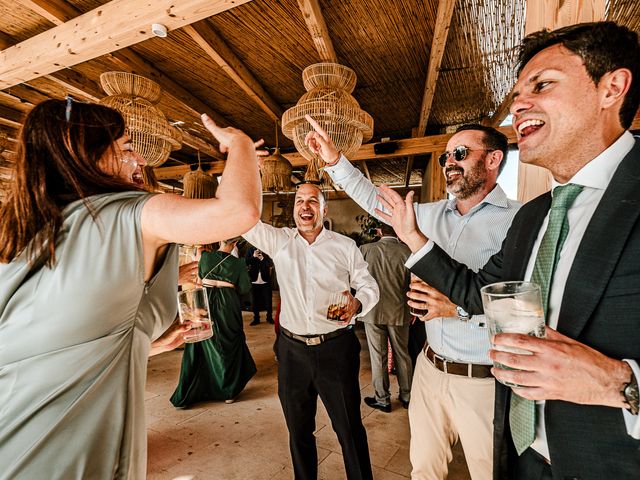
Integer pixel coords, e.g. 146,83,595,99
438,146,493,167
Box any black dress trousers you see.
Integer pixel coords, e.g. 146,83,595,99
277,328,373,480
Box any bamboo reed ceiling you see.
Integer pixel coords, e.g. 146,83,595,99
429,0,526,129
0,3,49,40
321,0,437,140
1,0,639,189
608,0,640,30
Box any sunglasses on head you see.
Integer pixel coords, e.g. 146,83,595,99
438,146,493,167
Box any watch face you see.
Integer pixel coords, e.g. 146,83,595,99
456,306,470,320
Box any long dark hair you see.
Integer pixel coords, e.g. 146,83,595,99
0,99,142,266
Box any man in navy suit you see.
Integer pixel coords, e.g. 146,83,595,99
376,22,640,480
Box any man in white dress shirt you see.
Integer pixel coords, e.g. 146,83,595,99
243,182,379,480
305,118,520,480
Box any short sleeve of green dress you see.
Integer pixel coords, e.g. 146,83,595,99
0,191,179,480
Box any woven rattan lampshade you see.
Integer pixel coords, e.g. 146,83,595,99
182,166,218,199
99,72,181,167
262,147,292,192
261,122,292,192
282,63,373,162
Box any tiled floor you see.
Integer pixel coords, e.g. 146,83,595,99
146,311,472,480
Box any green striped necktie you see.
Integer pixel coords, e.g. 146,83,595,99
509,183,584,456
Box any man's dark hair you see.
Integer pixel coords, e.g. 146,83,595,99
455,124,509,175
517,21,640,129
379,223,396,237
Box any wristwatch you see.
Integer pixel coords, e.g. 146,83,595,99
456,306,471,322
622,371,639,415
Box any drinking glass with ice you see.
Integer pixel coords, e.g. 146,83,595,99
480,281,544,387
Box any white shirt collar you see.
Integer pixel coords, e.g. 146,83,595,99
552,131,635,190
446,183,511,213
293,226,332,244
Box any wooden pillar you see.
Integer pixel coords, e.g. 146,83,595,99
422,151,447,203
518,0,605,203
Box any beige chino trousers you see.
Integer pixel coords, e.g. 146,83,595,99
409,351,495,480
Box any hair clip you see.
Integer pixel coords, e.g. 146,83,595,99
65,95,73,122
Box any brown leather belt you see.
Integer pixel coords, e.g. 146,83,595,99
281,325,353,346
424,344,493,379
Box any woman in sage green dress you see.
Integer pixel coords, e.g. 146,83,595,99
171,237,257,406
0,100,263,480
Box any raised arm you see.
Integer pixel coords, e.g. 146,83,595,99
141,115,262,247
305,115,387,219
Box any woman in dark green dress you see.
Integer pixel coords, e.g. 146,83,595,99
171,238,256,407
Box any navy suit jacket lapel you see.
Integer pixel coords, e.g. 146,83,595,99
504,193,550,281
559,139,640,337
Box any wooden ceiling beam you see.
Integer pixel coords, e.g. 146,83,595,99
184,22,283,122
45,70,104,101
0,0,253,89
0,125,19,154
155,125,519,180
297,0,337,62
361,161,371,181
404,156,414,188
172,127,222,160
416,0,456,136
0,105,25,128
486,88,514,127
9,0,230,126
158,112,640,182
10,0,227,160
16,0,80,25
0,31,13,50
2,84,51,106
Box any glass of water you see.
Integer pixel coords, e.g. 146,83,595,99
177,287,213,343
480,281,544,387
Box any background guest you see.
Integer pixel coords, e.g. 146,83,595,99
171,237,256,407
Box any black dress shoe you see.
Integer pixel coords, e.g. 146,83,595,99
249,319,260,326
400,398,410,409
364,396,391,413
267,318,275,324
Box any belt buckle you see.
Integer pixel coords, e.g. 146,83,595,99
305,336,322,346
432,350,449,373
431,348,448,373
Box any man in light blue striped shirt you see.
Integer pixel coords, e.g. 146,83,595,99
306,119,521,480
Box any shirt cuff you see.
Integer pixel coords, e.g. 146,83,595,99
405,240,435,268
622,359,640,439
323,154,355,183
354,292,376,319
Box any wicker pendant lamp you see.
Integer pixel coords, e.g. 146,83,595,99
282,63,373,170
261,122,292,192
182,151,218,199
99,72,181,167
